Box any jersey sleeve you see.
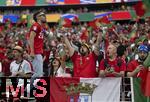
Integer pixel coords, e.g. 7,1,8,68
30,24,39,33
127,61,134,72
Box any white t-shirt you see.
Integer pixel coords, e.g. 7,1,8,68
54,67,71,77
10,60,33,76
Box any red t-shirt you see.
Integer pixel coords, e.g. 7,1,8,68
71,51,98,78
29,22,45,54
99,58,126,77
127,60,147,78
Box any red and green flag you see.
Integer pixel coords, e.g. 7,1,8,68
88,19,100,30
59,18,72,28
133,1,146,17
128,29,137,42
99,16,110,24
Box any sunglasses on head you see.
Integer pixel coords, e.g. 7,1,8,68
38,13,45,17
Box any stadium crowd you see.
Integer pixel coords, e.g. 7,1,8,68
0,3,149,100
0,9,149,78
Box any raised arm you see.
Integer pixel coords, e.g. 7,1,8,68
63,35,75,57
93,32,102,56
44,30,53,41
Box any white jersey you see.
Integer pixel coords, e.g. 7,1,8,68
10,60,33,76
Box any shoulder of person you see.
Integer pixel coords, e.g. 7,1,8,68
23,60,31,65
11,60,16,65
31,23,40,30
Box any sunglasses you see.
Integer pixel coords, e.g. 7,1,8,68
38,13,45,17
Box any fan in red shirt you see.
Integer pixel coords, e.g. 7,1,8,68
127,44,150,96
127,45,149,77
99,44,126,77
29,10,51,77
63,32,102,78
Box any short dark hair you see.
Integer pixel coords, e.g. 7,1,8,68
117,45,126,57
33,10,45,22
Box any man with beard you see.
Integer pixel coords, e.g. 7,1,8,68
127,44,149,77
8,46,33,100
99,44,126,77
63,33,101,77
10,46,33,77
29,10,51,77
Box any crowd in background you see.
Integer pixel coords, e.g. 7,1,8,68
0,4,132,15
0,2,149,101
0,11,150,77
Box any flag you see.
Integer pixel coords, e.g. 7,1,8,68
3,15,19,23
61,14,79,22
129,10,137,20
80,29,89,41
50,77,121,102
27,15,34,28
88,19,100,29
133,78,147,102
142,0,150,11
94,12,111,19
99,16,110,24
144,53,150,67
21,0,36,6
133,1,146,17
59,18,72,27
111,11,131,20
64,0,80,4
143,71,150,96
128,29,136,42
79,13,94,22
135,36,146,45
73,16,79,22
80,0,96,4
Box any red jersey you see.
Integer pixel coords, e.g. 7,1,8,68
29,22,45,54
71,51,98,78
99,58,126,77
127,60,147,78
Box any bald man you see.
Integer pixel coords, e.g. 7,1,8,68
99,44,126,77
